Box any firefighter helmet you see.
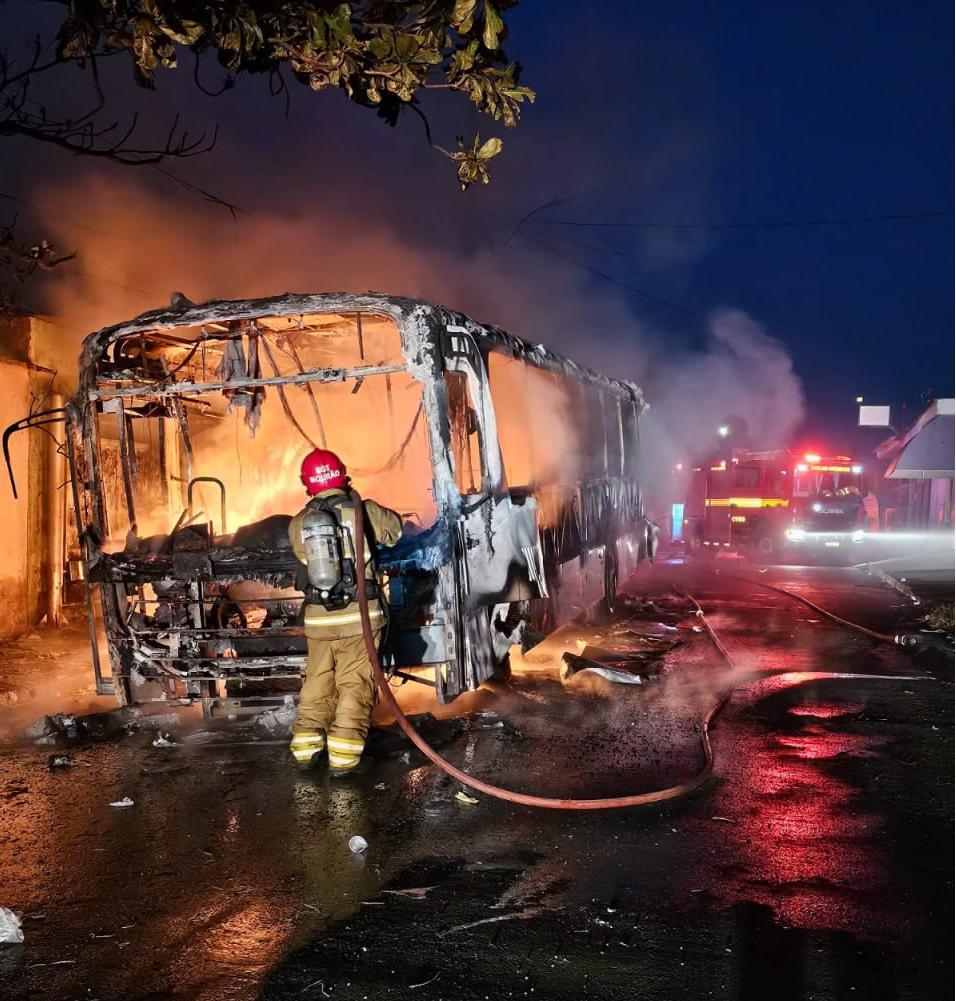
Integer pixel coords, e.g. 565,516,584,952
300,448,347,494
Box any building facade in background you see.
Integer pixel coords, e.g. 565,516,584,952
874,398,954,530
0,313,71,639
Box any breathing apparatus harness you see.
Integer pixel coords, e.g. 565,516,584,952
299,493,380,611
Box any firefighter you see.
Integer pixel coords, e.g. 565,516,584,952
288,449,402,776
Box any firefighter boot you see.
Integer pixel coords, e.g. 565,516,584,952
290,730,327,769
326,732,365,777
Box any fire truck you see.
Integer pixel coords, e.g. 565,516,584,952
682,449,866,559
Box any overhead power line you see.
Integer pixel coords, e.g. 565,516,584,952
517,229,695,316
530,209,953,231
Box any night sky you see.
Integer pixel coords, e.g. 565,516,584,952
3,1,953,451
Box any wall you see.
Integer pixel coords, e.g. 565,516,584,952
0,359,31,638
0,314,72,639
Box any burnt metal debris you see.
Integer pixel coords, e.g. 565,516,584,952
5,293,651,716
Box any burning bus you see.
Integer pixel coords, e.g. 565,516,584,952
6,294,650,714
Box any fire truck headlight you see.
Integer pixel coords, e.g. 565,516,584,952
811,502,823,513
851,465,862,474
852,529,865,543
786,527,806,542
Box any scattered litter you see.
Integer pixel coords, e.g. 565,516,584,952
0,908,23,944
382,887,435,899
439,908,540,937
299,979,331,997
409,972,439,989
348,835,368,854
373,782,386,791
253,696,297,736
691,625,704,633
455,790,479,805
47,754,74,769
561,653,646,686
711,816,736,824
152,734,175,748
25,707,185,746
109,797,135,809
24,716,56,740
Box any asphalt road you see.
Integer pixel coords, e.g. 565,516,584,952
0,558,952,1001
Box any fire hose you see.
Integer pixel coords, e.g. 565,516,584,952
350,489,735,811
723,572,897,644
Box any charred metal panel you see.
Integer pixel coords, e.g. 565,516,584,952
55,293,648,710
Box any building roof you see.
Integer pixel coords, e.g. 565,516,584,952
878,398,954,480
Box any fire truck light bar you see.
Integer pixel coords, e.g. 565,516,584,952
705,497,790,508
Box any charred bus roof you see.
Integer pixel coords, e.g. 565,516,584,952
76,292,646,409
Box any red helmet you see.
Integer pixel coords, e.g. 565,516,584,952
300,448,347,494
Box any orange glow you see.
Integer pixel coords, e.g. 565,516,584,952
804,453,821,463
97,314,437,542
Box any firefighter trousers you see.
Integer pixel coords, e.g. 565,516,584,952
293,629,382,770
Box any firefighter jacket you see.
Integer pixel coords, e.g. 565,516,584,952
289,489,402,640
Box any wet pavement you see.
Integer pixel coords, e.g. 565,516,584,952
0,558,952,1000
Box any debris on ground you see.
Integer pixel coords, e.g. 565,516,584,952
348,836,368,854
0,908,24,945
25,713,78,741
152,734,175,748
108,797,135,809
438,908,542,938
920,602,954,632
47,754,74,769
366,714,464,758
381,886,436,899
251,695,297,735
24,706,186,745
560,651,657,686
455,790,479,805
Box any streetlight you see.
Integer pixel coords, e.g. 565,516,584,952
855,395,864,404
717,425,729,438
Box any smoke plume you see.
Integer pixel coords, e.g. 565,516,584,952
638,308,806,519
33,175,804,526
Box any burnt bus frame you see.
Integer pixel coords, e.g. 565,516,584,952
55,293,648,711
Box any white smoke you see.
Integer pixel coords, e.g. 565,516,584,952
639,308,806,519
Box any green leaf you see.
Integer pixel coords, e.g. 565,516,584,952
477,136,503,160
482,2,504,50
451,0,479,31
